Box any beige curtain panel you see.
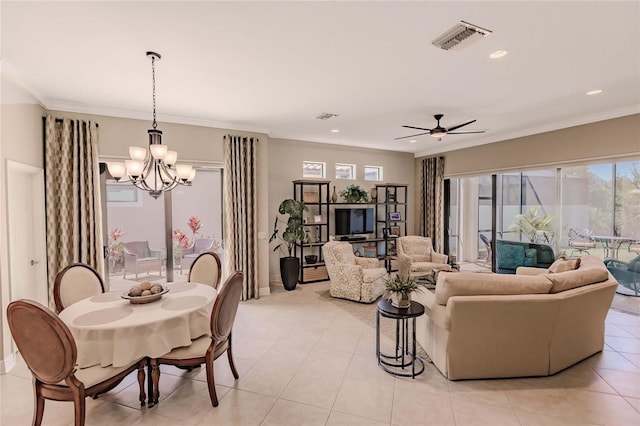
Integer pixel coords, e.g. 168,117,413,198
44,116,103,310
420,156,445,252
223,135,259,300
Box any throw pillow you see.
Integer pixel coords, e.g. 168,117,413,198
548,257,581,273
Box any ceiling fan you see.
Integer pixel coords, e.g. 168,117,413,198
395,114,486,140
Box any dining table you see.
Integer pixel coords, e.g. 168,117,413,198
58,282,216,369
591,235,636,259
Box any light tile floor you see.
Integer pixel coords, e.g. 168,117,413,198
2,281,640,426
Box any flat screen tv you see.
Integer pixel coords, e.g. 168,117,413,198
335,208,374,235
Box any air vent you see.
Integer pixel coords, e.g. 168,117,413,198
315,112,339,120
432,21,492,51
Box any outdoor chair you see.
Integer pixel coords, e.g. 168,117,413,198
7,299,146,426
150,271,243,407
181,238,216,273
604,256,640,296
479,234,492,266
53,263,105,313
568,228,596,257
188,251,222,289
123,241,163,279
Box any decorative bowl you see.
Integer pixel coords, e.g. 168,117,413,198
305,255,318,264
121,287,169,304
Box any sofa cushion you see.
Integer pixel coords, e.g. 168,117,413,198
546,268,609,293
548,257,581,273
523,249,538,267
435,272,553,305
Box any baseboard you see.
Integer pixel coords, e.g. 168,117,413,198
259,286,271,297
0,352,16,374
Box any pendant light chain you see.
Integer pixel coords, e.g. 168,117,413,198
151,55,157,129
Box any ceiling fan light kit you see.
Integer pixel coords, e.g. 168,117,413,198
395,113,486,141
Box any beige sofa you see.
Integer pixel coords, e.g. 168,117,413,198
413,255,617,380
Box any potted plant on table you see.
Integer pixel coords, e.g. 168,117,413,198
270,199,309,291
385,275,423,308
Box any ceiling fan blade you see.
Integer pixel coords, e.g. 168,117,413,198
446,119,476,132
402,125,433,131
447,130,486,134
394,132,431,140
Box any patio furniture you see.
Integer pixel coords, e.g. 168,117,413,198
495,239,555,274
53,263,105,313
181,238,216,273
479,234,492,266
123,241,163,279
591,235,636,259
604,255,640,296
7,299,147,425
568,228,596,257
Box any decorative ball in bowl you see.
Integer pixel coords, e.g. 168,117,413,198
121,282,169,304
305,255,318,264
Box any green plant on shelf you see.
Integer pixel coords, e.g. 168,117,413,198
340,184,369,203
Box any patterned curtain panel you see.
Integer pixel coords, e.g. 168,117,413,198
223,135,259,300
44,116,103,309
420,156,445,252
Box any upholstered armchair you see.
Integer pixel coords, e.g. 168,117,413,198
182,238,216,273
123,241,163,279
322,241,387,303
396,236,448,278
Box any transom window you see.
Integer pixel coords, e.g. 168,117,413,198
335,163,356,180
364,165,383,181
302,161,326,178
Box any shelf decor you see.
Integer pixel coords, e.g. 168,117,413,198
340,184,369,203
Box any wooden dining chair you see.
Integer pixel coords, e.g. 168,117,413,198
7,299,146,426
53,263,105,313
188,252,222,289
150,271,243,407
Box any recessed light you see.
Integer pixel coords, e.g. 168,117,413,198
409,140,417,143
489,49,508,59
586,89,603,96
330,129,340,133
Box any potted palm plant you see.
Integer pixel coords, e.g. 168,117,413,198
385,275,423,308
508,206,555,244
269,198,309,290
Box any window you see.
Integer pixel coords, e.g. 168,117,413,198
302,161,326,178
364,165,383,181
335,163,356,180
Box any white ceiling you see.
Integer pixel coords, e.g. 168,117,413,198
2,1,639,157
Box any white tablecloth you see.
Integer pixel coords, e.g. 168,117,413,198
59,282,216,368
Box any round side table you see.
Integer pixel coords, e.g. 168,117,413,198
376,299,425,378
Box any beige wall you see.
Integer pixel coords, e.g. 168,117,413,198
0,101,45,370
434,114,640,178
267,138,415,285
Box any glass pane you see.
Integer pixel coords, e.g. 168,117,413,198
364,166,382,181
500,173,521,241
336,163,355,180
562,164,614,258
303,161,325,178
448,178,459,259
106,185,167,287
521,170,556,244
615,161,640,262
172,169,224,281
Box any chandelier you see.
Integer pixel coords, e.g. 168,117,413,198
107,51,195,199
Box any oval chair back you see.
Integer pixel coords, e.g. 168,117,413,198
188,252,222,289
210,271,243,344
54,263,105,313
7,299,77,385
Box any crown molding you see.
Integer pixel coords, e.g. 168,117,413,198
414,105,640,158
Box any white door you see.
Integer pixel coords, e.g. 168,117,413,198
6,160,47,307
